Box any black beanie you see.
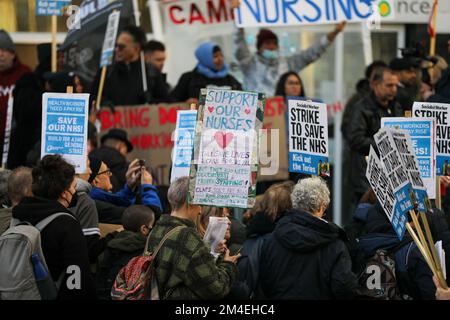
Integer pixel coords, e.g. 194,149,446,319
88,156,102,183
257,29,278,50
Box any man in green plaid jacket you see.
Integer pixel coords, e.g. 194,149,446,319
146,177,240,299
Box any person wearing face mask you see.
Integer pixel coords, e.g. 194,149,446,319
96,205,156,300
231,2,345,97
170,42,242,105
11,155,96,299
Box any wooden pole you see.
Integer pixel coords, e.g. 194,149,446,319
409,210,436,269
436,177,442,209
406,222,436,276
51,15,57,72
95,66,107,112
430,0,438,56
419,211,448,288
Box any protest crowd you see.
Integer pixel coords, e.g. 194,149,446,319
3,0,450,302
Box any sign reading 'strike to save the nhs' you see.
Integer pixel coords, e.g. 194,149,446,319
235,0,394,27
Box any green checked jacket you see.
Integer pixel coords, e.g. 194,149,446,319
146,214,238,300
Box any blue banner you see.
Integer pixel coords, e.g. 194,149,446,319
36,0,71,16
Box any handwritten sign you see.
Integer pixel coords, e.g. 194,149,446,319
98,103,189,186
288,98,329,176
381,117,436,200
188,89,266,209
100,10,121,68
36,0,71,16
234,0,394,27
366,146,406,240
413,102,450,176
41,92,89,173
171,110,197,183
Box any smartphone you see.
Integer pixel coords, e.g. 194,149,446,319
138,159,146,168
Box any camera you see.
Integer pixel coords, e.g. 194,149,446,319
138,159,146,168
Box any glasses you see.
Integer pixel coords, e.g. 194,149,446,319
286,81,301,86
115,43,126,50
96,169,112,178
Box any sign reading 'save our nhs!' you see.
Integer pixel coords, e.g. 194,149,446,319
235,0,394,27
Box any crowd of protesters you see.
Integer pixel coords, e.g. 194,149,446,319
2,0,450,301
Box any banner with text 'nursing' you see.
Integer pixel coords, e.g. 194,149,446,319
188,89,266,209
381,117,436,201
288,98,329,176
235,0,394,27
413,102,450,176
366,146,406,240
41,93,89,173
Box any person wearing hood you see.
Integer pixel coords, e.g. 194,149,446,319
11,155,96,299
170,42,242,105
259,177,357,299
96,205,155,300
237,181,294,299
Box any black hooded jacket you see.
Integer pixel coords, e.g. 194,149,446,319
259,209,357,299
12,197,96,300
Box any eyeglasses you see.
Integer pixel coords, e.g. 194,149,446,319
115,43,126,50
96,169,112,177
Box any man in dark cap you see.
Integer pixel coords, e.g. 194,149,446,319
389,57,421,112
231,1,346,96
0,29,31,157
90,128,133,192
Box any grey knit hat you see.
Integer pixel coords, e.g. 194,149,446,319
0,29,15,53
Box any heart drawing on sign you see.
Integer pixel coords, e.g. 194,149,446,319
208,106,214,113
244,108,251,115
214,131,234,149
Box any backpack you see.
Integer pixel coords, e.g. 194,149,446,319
0,213,74,300
111,226,185,300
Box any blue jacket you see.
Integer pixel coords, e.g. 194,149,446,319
90,184,163,212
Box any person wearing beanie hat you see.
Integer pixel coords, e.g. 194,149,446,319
0,29,31,162
231,2,346,96
171,42,242,104
389,57,420,112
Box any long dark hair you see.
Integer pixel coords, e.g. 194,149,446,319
275,71,305,97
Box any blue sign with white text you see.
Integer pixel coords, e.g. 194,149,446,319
36,0,71,16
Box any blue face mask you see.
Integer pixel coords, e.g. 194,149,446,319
261,49,279,60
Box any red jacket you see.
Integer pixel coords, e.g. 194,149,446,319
0,58,31,153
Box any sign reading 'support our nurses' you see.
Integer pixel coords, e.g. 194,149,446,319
41,93,89,173
288,98,329,176
234,0,394,27
36,0,71,16
188,88,265,209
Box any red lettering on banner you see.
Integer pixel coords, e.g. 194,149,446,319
130,133,174,150
99,110,113,130
113,111,123,128
265,97,285,117
169,5,185,24
159,106,179,125
207,0,228,23
189,3,207,24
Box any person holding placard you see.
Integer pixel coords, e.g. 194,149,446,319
348,67,403,204
90,26,169,107
231,1,346,96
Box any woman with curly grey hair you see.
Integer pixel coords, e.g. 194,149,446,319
259,177,357,299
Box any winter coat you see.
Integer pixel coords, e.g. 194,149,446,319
94,199,125,225
69,178,116,263
0,58,31,156
96,230,146,300
347,92,403,194
146,214,237,300
7,72,43,169
12,197,96,299
233,28,330,96
89,146,128,192
362,203,436,300
260,209,357,299
171,68,242,102
91,60,169,106
0,207,12,235
396,83,418,112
